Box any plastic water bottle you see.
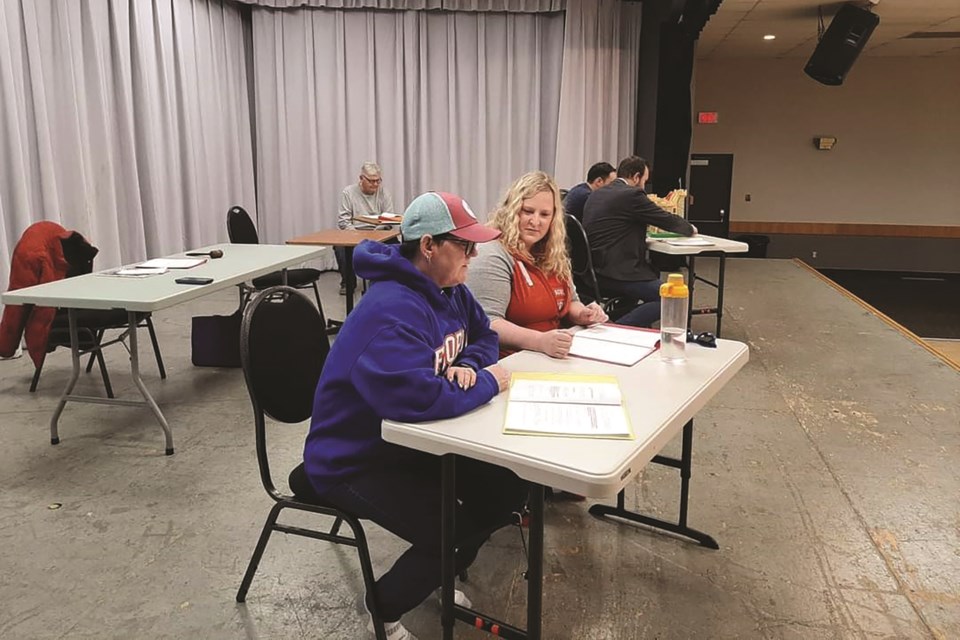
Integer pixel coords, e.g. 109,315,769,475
660,273,689,363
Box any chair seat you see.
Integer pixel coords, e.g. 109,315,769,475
288,463,326,504
47,309,151,352
604,297,637,322
51,308,147,330
252,268,322,290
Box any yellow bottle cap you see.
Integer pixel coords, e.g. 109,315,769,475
660,273,689,298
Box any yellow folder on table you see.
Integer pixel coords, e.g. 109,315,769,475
503,372,634,440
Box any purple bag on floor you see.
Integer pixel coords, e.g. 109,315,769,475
191,311,241,367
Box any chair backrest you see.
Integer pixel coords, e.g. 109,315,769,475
227,206,260,244
1,222,101,361
240,286,329,498
564,214,602,305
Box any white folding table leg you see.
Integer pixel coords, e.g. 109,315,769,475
127,311,174,455
49,308,82,445
48,309,175,454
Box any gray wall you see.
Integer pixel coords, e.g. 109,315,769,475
690,56,960,226
691,56,960,272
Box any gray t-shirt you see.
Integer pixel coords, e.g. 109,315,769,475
338,183,396,230
466,240,579,321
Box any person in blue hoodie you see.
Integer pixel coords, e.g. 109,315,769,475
301,191,525,640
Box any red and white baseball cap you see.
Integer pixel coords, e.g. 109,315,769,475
400,192,501,243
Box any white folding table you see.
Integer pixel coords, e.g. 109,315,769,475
1,243,326,454
647,234,748,336
383,339,749,639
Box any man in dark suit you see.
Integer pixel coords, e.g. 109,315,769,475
582,155,696,327
563,161,616,221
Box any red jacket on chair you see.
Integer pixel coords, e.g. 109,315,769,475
0,221,99,367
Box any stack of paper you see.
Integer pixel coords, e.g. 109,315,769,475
138,258,207,269
111,267,168,277
568,324,660,366
355,213,402,226
503,373,633,439
664,237,714,247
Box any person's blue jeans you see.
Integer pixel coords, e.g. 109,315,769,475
320,452,526,622
596,275,663,328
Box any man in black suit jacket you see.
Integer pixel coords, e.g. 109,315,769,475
582,155,696,327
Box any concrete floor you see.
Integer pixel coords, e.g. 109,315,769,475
0,258,957,639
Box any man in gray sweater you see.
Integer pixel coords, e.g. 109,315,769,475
336,161,396,294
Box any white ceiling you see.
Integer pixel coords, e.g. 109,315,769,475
697,0,960,59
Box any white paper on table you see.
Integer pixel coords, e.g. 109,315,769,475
110,267,168,277
568,338,652,366
664,237,714,246
137,258,206,269
574,325,660,348
509,377,621,406
566,325,659,366
504,402,631,438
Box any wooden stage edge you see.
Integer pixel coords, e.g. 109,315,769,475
729,222,960,239
794,259,960,373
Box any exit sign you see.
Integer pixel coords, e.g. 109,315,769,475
697,111,719,124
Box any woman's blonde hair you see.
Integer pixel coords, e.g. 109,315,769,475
488,171,570,282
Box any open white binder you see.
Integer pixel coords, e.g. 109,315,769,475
568,324,660,366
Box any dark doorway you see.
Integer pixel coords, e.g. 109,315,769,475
688,153,733,238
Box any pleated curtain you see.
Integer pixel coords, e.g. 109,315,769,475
0,0,254,289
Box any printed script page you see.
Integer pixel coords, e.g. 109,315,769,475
504,373,632,439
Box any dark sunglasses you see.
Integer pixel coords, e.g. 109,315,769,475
444,237,476,256
686,330,717,348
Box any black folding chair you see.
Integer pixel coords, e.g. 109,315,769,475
564,214,629,316
19,233,165,396
235,286,386,639
30,308,166,398
226,206,328,309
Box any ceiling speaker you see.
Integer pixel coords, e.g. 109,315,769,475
804,3,880,86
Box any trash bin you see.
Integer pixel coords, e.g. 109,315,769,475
733,234,770,258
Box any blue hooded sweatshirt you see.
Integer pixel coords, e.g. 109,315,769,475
304,240,501,494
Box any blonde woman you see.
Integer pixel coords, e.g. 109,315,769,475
467,171,607,359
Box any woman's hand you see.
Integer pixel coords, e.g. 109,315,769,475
446,365,477,390
483,364,511,393
537,329,574,359
575,302,608,326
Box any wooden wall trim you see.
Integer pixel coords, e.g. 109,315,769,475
728,222,960,239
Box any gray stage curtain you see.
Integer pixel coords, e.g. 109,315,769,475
234,0,565,12
0,0,254,289
553,0,641,189
251,6,565,259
